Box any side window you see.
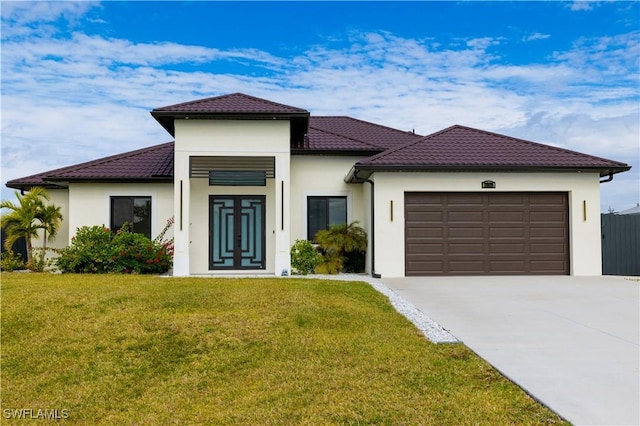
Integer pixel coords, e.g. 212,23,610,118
110,196,151,238
307,196,347,241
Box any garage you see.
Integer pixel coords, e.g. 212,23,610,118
405,192,569,276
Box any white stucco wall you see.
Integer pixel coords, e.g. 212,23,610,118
174,119,291,154
290,156,367,243
371,171,603,277
67,183,174,241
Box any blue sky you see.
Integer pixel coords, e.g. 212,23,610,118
1,1,639,212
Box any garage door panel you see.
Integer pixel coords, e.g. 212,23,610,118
406,243,443,254
490,227,525,238
406,211,442,222
405,193,443,205
530,211,565,222
488,193,526,205
530,193,566,204
448,260,486,273
448,194,484,205
407,227,443,238
489,260,527,272
406,260,444,274
530,227,566,238
490,211,525,222
449,227,484,238
530,243,567,254
448,211,484,222
530,260,567,273
405,192,568,276
490,243,525,254
449,243,484,254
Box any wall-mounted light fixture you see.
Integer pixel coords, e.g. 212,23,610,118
482,180,496,189
390,200,394,222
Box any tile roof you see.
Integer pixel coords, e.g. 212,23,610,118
152,92,309,114
7,100,630,190
151,92,310,137
356,125,630,175
308,116,422,150
7,142,174,189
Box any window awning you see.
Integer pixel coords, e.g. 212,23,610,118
190,156,275,180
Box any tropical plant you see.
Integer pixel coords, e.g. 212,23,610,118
314,221,367,274
0,187,62,265
38,203,63,251
56,221,173,274
290,239,322,275
0,250,26,271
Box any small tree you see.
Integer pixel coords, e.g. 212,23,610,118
314,221,367,274
0,187,61,265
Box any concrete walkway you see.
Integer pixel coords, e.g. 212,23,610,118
382,276,640,426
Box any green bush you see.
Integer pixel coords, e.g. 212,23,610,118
314,222,367,274
27,247,58,272
56,224,173,274
290,239,322,275
1,250,26,272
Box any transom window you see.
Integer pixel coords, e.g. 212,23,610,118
307,196,347,241
110,196,151,237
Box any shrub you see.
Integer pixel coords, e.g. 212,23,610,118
27,247,58,272
1,250,26,272
290,239,322,275
314,222,367,274
56,223,173,274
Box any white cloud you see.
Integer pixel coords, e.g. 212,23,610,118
568,1,598,12
1,13,638,212
523,32,551,42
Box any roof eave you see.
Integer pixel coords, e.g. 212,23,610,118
351,164,632,177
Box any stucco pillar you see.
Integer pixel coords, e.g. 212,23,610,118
274,152,291,275
172,153,190,276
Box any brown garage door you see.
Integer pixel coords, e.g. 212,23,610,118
405,192,569,276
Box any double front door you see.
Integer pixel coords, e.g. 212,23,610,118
209,196,265,270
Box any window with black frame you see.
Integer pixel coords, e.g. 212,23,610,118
307,196,347,241
110,196,151,237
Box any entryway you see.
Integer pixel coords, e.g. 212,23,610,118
209,195,266,270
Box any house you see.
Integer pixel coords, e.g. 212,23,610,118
7,93,631,277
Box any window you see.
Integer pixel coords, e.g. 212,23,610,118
110,196,151,237
307,196,347,241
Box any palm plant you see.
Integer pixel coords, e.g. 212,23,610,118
37,203,63,250
314,221,367,274
1,187,61,264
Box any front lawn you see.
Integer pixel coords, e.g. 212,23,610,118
1,274,567,425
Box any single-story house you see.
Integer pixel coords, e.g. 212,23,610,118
7,93,631,277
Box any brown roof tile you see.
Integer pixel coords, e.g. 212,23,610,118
308,116,422,150
356,125,630,175
153,92,308,114
7,142,174,189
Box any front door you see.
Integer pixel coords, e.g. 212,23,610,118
209,196,266,270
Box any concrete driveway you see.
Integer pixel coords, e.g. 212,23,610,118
382,276,639,426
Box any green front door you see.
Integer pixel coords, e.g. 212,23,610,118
209,196,265,270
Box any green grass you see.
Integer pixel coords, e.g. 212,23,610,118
1,273,567,425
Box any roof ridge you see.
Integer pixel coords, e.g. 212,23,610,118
307,124,385,151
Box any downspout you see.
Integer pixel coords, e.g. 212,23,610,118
354,169,381,278
599,172,614,183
